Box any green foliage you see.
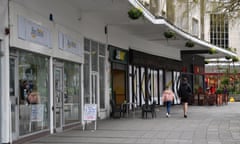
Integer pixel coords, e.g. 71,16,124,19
193,0,198,3
232,56,239,62
227,47,237,53
164,30,175,39
221,78,229,85
211,0,240,17
225,56,231,60
185,41,195,47
216,88,223,94
209,48,217,54
128,7,143,20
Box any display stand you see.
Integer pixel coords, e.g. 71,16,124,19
83,104,97,131
29,104,44,132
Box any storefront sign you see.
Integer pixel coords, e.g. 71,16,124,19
115,50,126,61
58,32,83,57
109,45,128,64
18,16,51,48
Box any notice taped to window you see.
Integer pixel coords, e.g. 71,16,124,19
84,104,97,121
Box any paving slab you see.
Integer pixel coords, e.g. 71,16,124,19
24,102,240,144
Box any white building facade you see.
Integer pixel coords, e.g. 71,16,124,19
0,0,238,143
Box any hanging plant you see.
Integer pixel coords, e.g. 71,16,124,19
128,7,143,20
209,48,217,54
232,56,239,62
185,41,195,47
227,47,237,53
225,56,231,60
164,30,175,39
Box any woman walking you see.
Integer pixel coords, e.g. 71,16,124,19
162,88,175,117
179,77,192,118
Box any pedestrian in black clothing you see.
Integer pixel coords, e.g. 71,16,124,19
179,77,192,118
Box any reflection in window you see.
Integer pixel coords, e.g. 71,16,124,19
91,41,98,72
18,50,49,135
192,18,199,37
63,61,81,124
84,53,90,103
84,38,106,108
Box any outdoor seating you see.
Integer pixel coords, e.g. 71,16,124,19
121,102,136,117
207,94,216,105
141,101,156,119
110,100,124,118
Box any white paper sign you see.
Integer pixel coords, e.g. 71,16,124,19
30,104,44,122
84,104,97,121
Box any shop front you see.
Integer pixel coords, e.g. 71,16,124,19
129,49,182,106
109,45,129,106
181,54,205,105
7,3,84,142
52,59,81,132
10,49,50,138
10,49,82,141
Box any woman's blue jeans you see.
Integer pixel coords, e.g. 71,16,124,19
166,101,172,114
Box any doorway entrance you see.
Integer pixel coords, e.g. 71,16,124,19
53,63,64,132
112,69,126,104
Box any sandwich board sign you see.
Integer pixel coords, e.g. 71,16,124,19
83,104,97,130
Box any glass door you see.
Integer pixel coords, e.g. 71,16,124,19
10,56,19,140
53,63,64,132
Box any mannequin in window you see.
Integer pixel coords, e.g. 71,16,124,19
27,91,40,104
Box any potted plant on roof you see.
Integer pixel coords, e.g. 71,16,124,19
128,7,143,20
185,40,195,47
164,30,175,40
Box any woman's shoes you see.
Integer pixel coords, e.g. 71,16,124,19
166,113,170,118
184,114,187,118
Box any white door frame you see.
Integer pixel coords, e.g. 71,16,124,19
9,55,19,141
91,72,100,118
53,62,64,132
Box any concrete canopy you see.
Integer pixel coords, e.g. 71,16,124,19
18,0,237,59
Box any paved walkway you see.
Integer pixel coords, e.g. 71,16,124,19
25,102,240,144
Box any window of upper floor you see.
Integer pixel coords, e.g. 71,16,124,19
192,18,199,37
210,13,229,49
